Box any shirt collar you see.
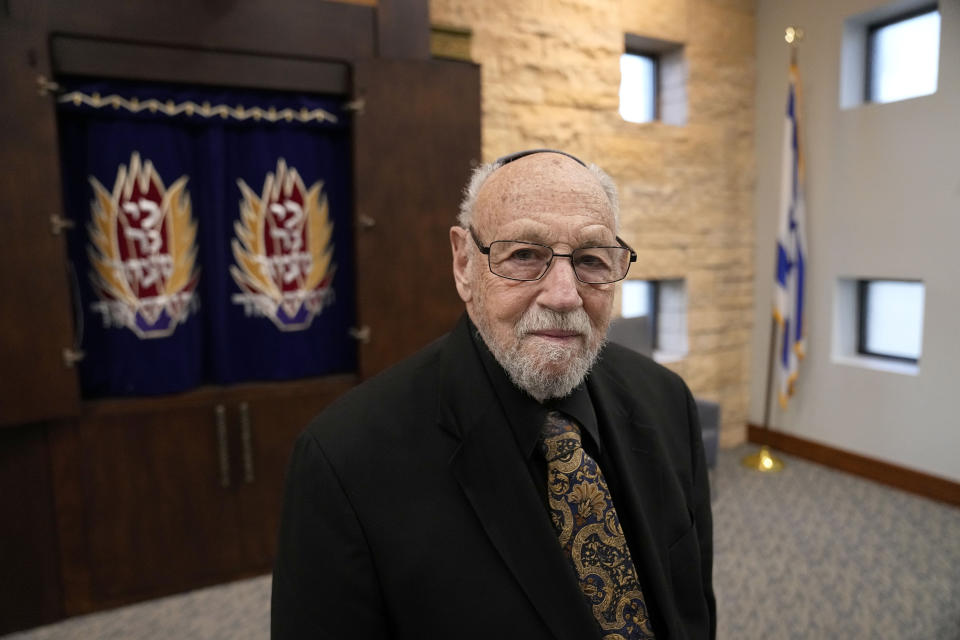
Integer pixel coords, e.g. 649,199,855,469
467,317,602,458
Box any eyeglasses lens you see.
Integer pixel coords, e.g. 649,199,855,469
487,241,629,283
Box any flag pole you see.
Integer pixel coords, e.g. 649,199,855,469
742,26,804,474
762,315,777,430
742,315,784,472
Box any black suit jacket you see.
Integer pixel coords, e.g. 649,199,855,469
272,315,715,639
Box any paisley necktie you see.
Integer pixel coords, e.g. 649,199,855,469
540,410,655,639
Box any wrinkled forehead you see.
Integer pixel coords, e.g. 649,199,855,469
473,154,615,233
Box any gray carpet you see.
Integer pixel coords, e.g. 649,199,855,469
712,447,960,639
6,445,959,639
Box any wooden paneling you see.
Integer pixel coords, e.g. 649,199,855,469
51,406,247,612
48,417,94,614
229,376,357,568
352,59,481,377
51,36,351,95
376,0,430,59
48,376,358,615
0,425,63,635
747,424,960,507
0,21,80,426
1,0,479,628
82,377,355,416
0,0,439,428
34,0,376,62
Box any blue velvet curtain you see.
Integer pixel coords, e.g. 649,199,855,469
57,78,356,397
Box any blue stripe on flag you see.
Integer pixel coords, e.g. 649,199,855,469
776,243,789,285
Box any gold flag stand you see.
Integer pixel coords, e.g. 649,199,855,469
741,445,784,472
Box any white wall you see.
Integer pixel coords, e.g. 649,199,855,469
750,0,960,482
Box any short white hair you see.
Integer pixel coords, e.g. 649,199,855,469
457,155,620,230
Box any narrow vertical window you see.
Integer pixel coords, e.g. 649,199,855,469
622,279,656,319
620,279,659,352
619,52,657,123
618,278,687,359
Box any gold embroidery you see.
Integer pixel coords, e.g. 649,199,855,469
87,152,200,338
58,91,338,125
229,158,336,331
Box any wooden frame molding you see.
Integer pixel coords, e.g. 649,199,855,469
747,424,960,508
51,36,351,95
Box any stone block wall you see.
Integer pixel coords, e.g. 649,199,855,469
431,0,756,446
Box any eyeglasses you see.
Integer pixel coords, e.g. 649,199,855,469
469,227,636,284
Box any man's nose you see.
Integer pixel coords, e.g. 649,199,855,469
536,256,583,311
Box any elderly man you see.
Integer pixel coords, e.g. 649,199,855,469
272,149,715,639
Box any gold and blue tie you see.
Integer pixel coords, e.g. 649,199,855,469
540,411,655,639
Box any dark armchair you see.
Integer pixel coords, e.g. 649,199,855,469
607,316,719,469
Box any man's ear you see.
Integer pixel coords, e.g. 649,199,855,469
450,226,473,303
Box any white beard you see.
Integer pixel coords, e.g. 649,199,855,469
473,304,607,403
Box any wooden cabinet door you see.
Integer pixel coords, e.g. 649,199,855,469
230,376,357,569
352,58,481,378
50,401,246,613
0,20,80,426
49,377,358,614
0,424,64,635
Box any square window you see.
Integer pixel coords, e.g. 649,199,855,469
857,280,925,361
867,7,940,103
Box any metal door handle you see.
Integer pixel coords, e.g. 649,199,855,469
215,404,230,488
239,402,255,484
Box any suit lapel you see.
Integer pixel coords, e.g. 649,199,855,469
588,363,682,640
438,317,599,640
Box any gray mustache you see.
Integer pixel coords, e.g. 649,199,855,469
515,308,592,337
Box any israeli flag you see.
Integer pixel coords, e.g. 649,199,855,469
774,63,807,409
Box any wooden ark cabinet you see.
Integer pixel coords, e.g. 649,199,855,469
48,377,356,614
0,0,480,633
